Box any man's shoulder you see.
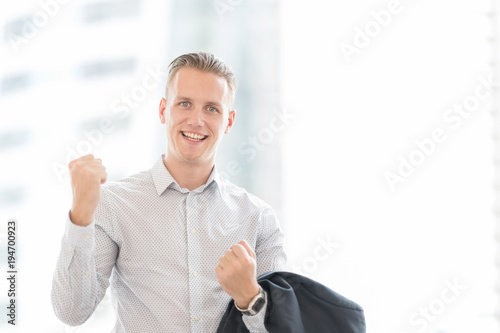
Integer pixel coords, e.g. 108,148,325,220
217,176,272,212
92,168,153,227
101,168,153,198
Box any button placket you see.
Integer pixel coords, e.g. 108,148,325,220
186,192,203,331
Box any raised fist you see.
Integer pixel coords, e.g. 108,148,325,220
68,154,107,226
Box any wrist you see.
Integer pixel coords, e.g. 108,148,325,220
234,287,266,316
70,207,94,226
234,284,261,309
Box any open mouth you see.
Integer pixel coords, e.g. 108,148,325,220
181,131,208,141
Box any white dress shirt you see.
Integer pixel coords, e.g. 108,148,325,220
51,153,287,332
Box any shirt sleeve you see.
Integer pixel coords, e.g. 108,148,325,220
51,208,118,326
242,206,287,332
241,289,269,333
255,206,287,274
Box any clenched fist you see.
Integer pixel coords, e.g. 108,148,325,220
68,154,107,226
215,240,261,309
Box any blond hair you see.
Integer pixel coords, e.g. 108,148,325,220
165,52,237,107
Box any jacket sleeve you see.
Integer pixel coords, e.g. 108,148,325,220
241,206,287,332
51,207,118,326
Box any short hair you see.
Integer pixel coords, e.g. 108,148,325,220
165,52,237,108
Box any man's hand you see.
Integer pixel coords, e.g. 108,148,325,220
215,240,261,309
68,154,107,226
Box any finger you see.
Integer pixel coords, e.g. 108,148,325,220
68,154,95,168
89,158,103,166
68,158,81,168
224,248,237,262
218,256,229,269
231,244,251,260
238,240,256,259
79,154,95,161
98,169,108,183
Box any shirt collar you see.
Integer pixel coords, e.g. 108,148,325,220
151,153,221,196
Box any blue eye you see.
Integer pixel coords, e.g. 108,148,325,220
208,106,217,112
180,102,189,107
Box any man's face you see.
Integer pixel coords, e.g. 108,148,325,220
159,67,235,167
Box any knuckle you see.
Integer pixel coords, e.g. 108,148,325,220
70,163,81,174
80,168,98,179
243,257,253,266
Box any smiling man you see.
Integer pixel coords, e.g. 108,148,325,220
51,52,287,333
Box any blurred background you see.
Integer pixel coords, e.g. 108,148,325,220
0,0,498,332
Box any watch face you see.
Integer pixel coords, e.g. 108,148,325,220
252,297,266,313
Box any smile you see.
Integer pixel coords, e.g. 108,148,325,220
181,131,208,141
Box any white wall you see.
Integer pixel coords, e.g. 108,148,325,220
282,0,496,332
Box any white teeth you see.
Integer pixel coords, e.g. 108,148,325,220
183,132,206,140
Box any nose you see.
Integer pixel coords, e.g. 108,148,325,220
187,107,204,127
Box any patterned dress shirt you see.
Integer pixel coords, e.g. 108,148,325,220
51,153,287,333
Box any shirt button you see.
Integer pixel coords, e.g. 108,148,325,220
193,271,198,277
85,270,89,275
191,229,196,234
194,316,200,322
84,235,90,240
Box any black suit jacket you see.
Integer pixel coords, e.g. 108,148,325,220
217,271,366,333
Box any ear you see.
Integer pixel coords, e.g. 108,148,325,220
225,109,236,134
159,98,167,124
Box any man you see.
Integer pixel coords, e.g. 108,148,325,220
51,52,287,332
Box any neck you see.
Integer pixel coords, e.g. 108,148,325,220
163,155,214,191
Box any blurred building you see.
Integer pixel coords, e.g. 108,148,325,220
0,0,282,331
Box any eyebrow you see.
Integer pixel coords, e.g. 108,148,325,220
206,101,223,109
175,96,193,102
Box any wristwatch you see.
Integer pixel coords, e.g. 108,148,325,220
234,287,266,316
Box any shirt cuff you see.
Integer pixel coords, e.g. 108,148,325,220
64,210,95,248
241,290,268,333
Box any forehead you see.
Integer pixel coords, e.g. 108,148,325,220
169,67,230,104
